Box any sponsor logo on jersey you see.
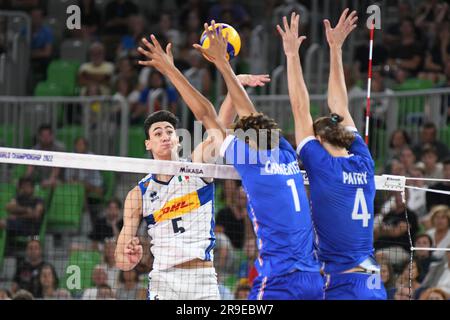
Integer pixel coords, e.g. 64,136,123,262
153,190,201,222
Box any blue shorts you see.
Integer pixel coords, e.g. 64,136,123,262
248,270,324,300
324,272,387,300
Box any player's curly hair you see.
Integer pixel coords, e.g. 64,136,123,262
313,113,355,149
231,113,281,150
144,110,179,139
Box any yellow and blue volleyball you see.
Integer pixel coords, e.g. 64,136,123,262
200,23,241,61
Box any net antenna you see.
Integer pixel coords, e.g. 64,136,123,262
365,20,375,145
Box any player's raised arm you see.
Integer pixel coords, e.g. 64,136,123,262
192,74,271,164
138,35,225,139
218,74,270,127
324,9,358,128
278,12,313,145
115,187,143,271
193,21,257,118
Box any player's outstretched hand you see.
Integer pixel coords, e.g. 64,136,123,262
323,8,358,49
138,35,174,74
124,237,143,266
277,12,307,57
193,20,228,64
237,74,271,87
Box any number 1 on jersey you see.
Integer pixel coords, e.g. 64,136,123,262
287,179,301,212
352,188,370,227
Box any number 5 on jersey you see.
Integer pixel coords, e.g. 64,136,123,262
172,217,185,234
352,188,371,227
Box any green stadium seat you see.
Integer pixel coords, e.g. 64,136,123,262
63,250,102,293
394,79,434,127
101,171,116,203
0,125,14,147
47,183,85,233
128,126,146,158
47,60,81,96
56,126,84,151
34,81,67,96
0,183,14,266
439,125,450,147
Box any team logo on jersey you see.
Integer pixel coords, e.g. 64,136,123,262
149,191,159,202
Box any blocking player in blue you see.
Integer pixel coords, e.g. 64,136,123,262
193,21,323,300
279,10,387,299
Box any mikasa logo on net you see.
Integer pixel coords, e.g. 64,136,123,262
179,167,204,175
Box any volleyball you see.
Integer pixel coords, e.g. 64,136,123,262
199,23,241,61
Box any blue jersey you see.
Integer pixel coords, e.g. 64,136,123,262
297,128,376,274
220,134,320,278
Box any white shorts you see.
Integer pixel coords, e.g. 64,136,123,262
147,267,220,300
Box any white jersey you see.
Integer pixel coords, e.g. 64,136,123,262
139,173,216,271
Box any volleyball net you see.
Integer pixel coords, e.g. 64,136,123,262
0,146,448,300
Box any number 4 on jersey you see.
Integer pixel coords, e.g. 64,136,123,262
352,188,371,227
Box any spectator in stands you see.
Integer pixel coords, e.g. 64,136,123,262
12,289,34,300
380,260,396,300
78,0,102,40
374,191,419,267
89,198,123,246
182,49,212,131
78,42,115,95
415,0,449,32
384,1,414,47
426,158,450,210
418,146,443,180
0,288,11,300
103,0,138,36
386,129,411,165
419,287,448,300
96,284,115,299
420,246,450,295
152,13,182,59
112,76,140,118
208,0,250,27
0,177,44,241
64,137,104,222
35,263,71,299
355,28,389,74
81,264,109,300
395,259,422,297
386,18,425,80
413,122,449,161
216,181,247,249
179,0,208,29
11,239,46,296
370,68,396,130
438,60,450,123
393,286,411,300
116,15,147,60
400,146,417,175
132,70,178,123
237,236,258,287
116,269,146,300
406,165,428,218
214,230,236,282
415,233,440,280
419,22,450,83
30,7,53,86
113,56,138,87
426,206,450,260
26,126,65,189
102,239,120,289
234,279,251,300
